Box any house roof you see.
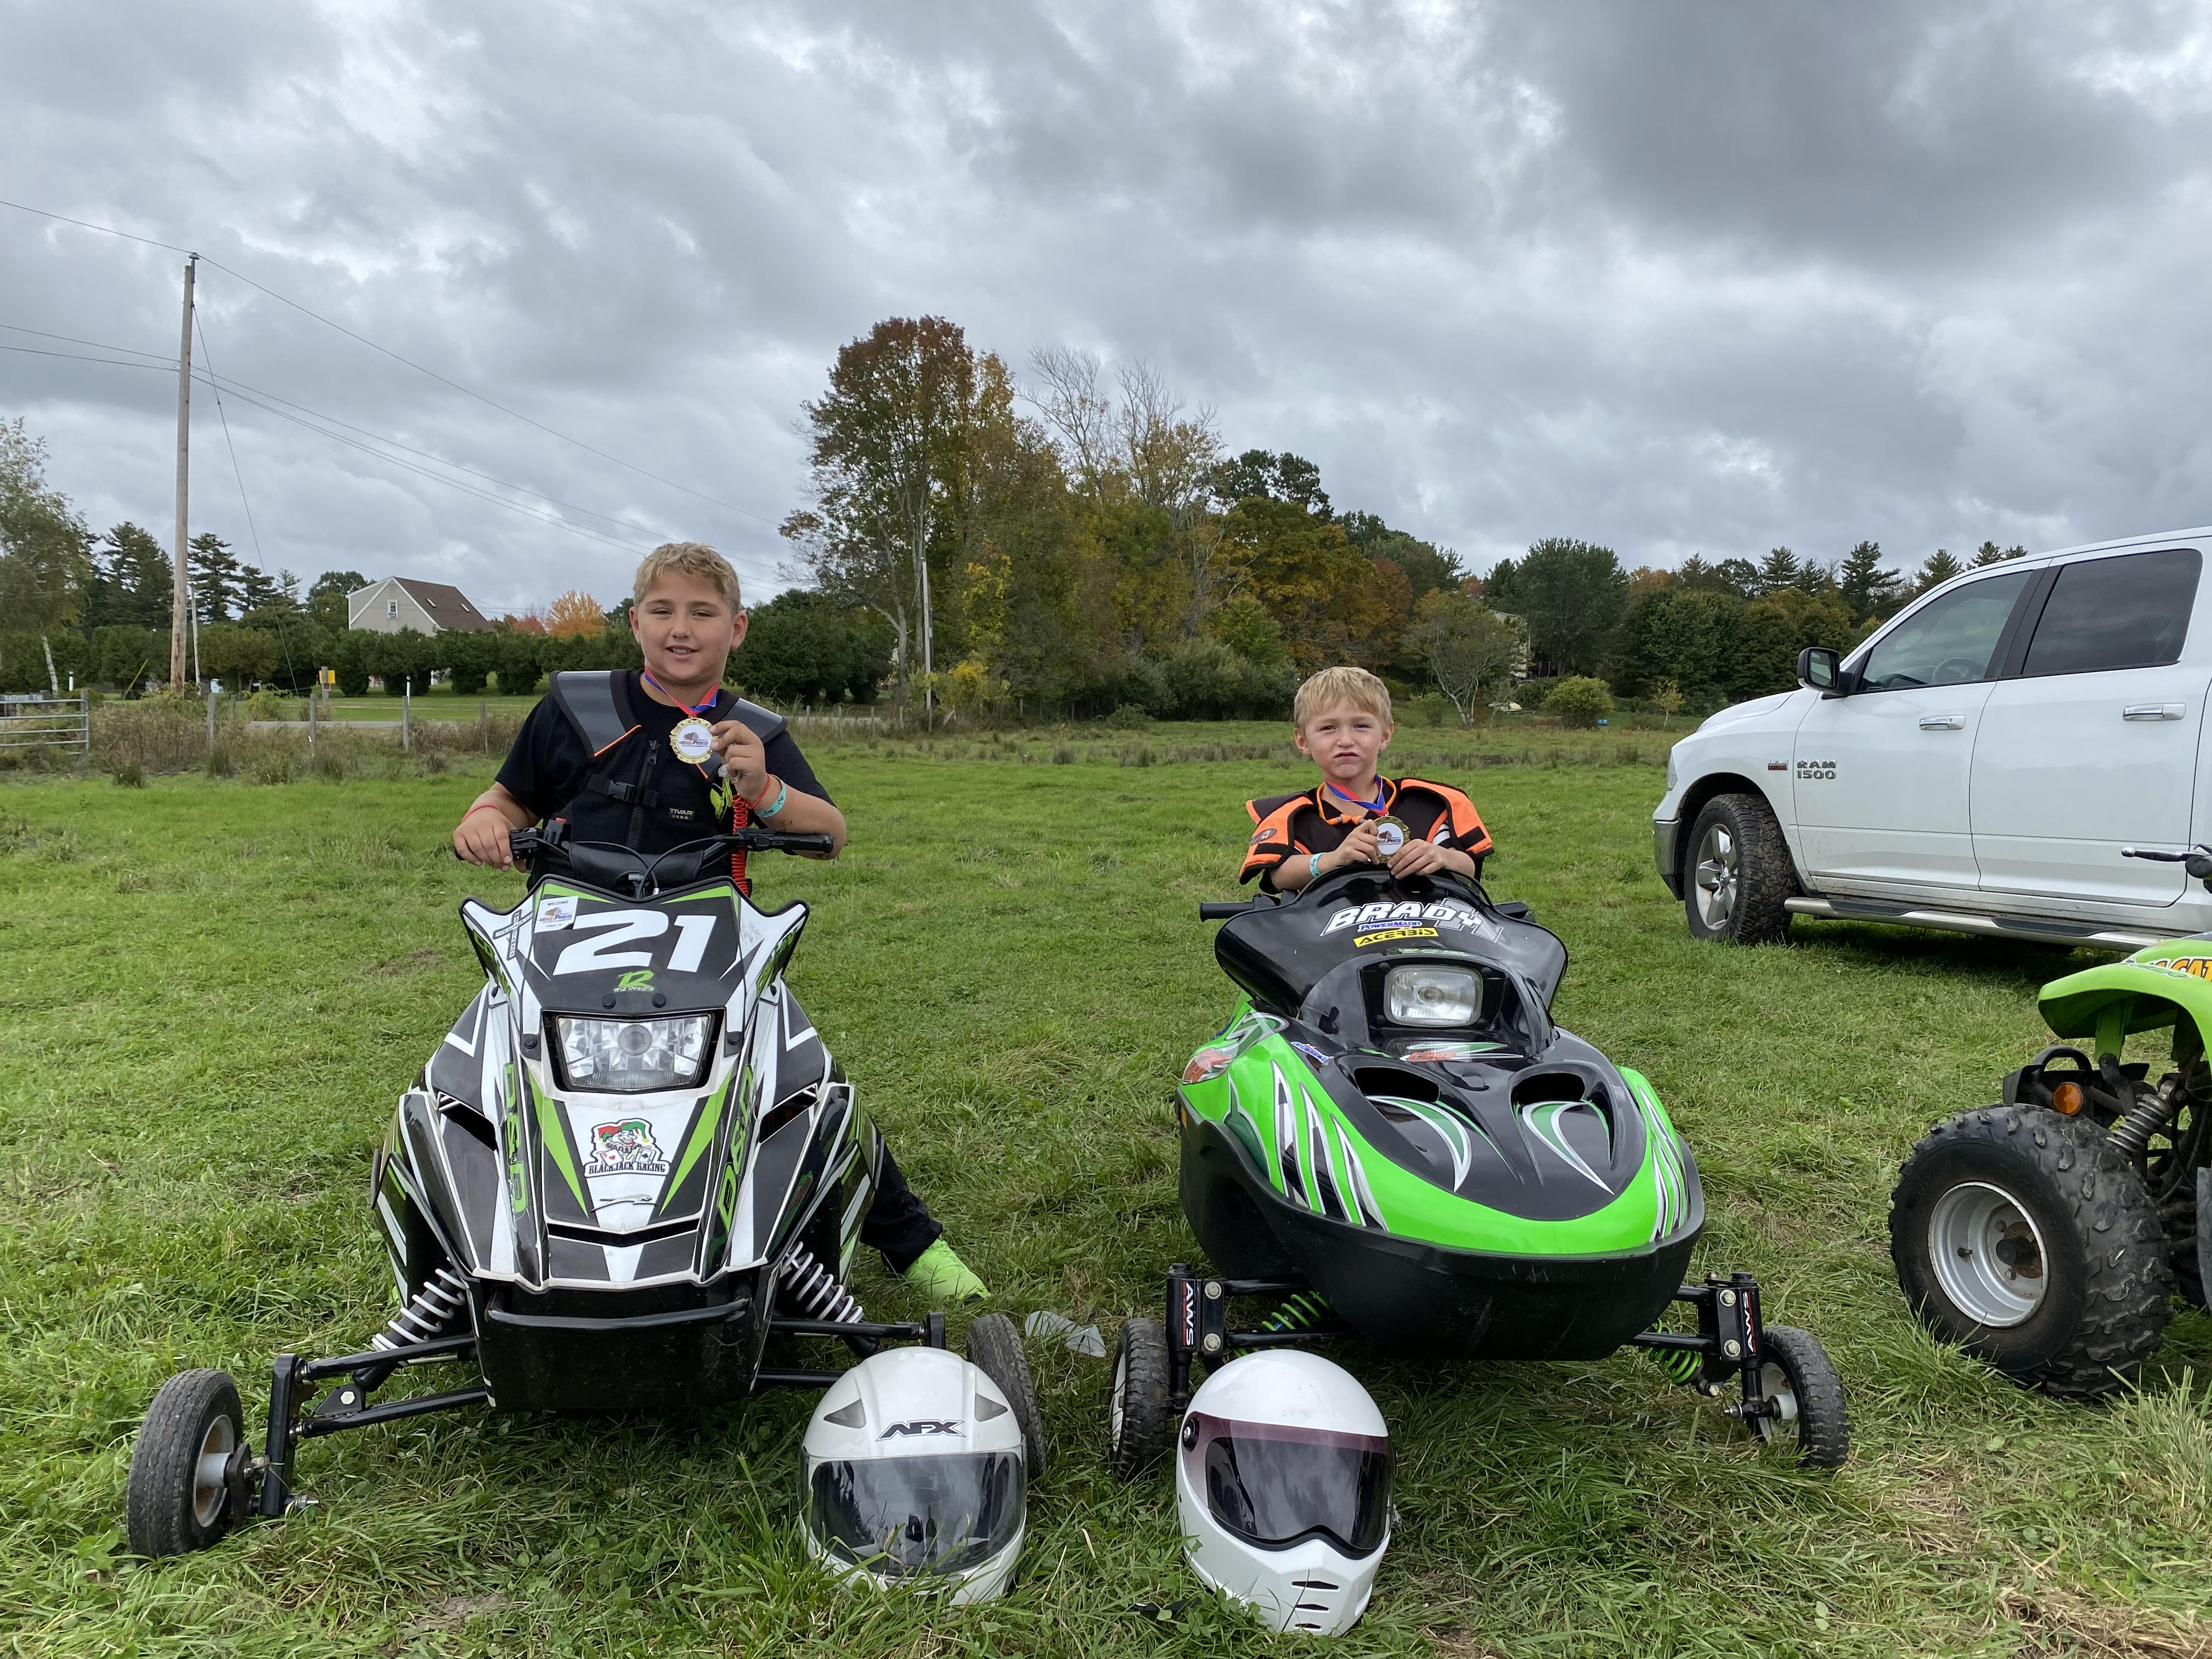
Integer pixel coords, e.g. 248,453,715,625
349,576,494,631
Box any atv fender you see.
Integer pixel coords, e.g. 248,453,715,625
2038,941,2212,1062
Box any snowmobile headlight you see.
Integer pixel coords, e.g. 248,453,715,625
552,1014,715,1092
1384,965,1481,1026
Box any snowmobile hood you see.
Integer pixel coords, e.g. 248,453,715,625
1215,871,1567,1020
1180,1009,1700,1250
2039,934,2212,1053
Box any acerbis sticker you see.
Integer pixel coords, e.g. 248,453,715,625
1355,926,1438,947
537,895,578,930
588,1118,669,1176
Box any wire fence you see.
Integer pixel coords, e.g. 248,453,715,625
0,694,89,756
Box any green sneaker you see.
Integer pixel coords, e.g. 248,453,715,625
903,1239,989,1304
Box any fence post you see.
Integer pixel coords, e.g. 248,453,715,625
308,689,318,746
78,693,90,762
403,681,412,752
479,698,487,751
206,689,216,752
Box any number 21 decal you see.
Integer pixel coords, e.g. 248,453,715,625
552,912,718,976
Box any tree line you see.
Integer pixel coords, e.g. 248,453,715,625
3,337,2023,720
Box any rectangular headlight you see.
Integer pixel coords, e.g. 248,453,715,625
1384,965,1482,1026
552,1014,715,1093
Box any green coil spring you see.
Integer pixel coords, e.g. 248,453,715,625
1646,1346,1702,1385
1261,1291,1334,1333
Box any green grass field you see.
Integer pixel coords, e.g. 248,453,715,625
3,741,2209,1657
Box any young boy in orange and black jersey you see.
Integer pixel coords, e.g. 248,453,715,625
1240,666,1492,891
453,540,987,1304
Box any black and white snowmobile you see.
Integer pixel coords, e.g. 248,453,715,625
125,822,1045,1557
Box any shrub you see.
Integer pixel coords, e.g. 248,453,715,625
1544,676,1614,729
1103,704,1154,730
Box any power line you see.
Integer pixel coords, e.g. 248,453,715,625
0,196,777,525
193,312,265,568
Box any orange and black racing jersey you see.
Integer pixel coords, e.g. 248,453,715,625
1240,776,1492,889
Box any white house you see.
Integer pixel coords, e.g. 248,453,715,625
347,577,494,634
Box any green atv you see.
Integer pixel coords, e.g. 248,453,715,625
1891,844,2212,1397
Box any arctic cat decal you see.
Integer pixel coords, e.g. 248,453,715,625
1322,899,1485,936
2144,954,2212,980
589,1118,669,1175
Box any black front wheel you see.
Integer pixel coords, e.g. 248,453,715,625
1108,1317,1172,1479
127,1370,250,1558
1891,1107,2171,1398
966,1313,1049,1478
1752,1325,1850,1468
1683,792,1795,945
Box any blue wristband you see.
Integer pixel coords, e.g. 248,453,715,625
757,778,789,819
1307,852,1323,882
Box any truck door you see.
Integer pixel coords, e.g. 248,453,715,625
1793,567,2037,891
1972,546,2205,907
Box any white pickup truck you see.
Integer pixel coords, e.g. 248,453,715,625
1653,528,2212,950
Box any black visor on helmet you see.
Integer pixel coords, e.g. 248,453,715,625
1189,1413,1393,1558
806,1453,1025,1578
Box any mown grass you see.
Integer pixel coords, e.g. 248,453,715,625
2,741,2210,1658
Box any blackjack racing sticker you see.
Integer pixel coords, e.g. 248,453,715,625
588,1118,669,1176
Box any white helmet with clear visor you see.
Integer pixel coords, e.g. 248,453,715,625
801,1346,1025,1602
1175,1349,1393,1635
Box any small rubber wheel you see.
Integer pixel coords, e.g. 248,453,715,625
1683,792,1794,945
1891,1106,2171,1398
1108,1317,1172,1479
127,1369,249,1558
966,1312,1049,1478
1752,1326,1850,1468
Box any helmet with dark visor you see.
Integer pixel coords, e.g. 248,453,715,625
1184,1411,1393,1558
805,1452,1025,1578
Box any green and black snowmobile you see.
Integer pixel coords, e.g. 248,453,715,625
1107,867,1850,1471
1891,843,2212,1398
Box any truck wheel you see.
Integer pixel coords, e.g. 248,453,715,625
1683,793,1793,945
1891,1107,2171,1398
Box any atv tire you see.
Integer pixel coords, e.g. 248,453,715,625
127,1369,248,1558
1108,1317,1172,1479
1752,1325,1850,1468
966,1312,1049,1478
1683,792,1794,945
1891,1106,2171,1399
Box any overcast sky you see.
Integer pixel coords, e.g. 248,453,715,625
4,0,2210,614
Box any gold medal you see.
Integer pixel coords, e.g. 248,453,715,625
670,716,716,764
1373,816,1411,856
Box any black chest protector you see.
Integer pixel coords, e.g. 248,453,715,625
546,672,787,861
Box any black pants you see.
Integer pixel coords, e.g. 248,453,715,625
860,1144,943,1274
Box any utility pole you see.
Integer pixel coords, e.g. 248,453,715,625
170,253,199,694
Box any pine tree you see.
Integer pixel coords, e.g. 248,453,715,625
1915,548,1962,593
1836,540,1902,623
1972,540,2006,566
1756,546,1802,595
188,532,244,622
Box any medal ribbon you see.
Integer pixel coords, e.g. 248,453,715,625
1326,779,1391,816
640,668,720,718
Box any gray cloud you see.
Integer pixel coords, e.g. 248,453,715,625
4,0,2209,616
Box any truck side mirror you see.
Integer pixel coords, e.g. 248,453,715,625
1797,647,1844,695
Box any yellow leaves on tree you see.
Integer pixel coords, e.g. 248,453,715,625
543,590,607,637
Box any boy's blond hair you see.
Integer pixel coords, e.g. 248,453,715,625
1294,665,1392,729
633,542,743,611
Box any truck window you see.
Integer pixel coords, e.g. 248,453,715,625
2018,548,2200,678
1857,568,2032,692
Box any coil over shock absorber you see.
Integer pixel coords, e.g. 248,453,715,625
371,1263,472,1351
1261,1290,1334,1333
779,1242,864,1324
2108,1070,2185,1164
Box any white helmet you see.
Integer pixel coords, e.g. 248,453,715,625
801,1346,1026,1602
1175,1350,1393,1636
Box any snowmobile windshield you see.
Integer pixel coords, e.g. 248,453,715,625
805,1452,1025,1578
1186,1413,1393,1558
